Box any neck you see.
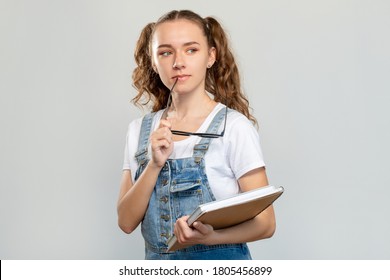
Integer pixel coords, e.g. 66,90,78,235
169,91,215,120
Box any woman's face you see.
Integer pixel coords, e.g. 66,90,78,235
151,19,215,96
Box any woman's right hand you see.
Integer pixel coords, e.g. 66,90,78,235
118,119,174,234
149,119,174,168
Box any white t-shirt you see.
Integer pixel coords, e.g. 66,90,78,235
122,103,265,200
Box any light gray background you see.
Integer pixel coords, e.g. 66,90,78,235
1,0,389,259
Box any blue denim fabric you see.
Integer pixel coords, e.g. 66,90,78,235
145,243,252,260
134,107,252,260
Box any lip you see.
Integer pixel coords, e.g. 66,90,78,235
172,74,190,81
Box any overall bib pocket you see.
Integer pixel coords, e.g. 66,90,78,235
170,178,203,218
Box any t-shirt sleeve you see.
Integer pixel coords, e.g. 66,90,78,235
122,127,132,170
122,117,143,182
226,114,266,180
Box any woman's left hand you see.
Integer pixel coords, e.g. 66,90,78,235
173,216,216,246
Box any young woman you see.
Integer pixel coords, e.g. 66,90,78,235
117,10,276,260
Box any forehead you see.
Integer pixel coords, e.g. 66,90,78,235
152,19,207,47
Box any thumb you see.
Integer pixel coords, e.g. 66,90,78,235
193,221,213,235
159,119,172,129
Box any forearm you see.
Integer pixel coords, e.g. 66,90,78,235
117,163,161,233
209,206,276,245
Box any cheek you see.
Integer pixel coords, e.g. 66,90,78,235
152,52,168,69
154,58,171,73
192,60,209,72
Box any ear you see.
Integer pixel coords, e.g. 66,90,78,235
207,47,216,68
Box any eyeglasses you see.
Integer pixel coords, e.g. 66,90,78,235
166,78,227,138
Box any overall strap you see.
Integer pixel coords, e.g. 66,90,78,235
134,112,156,166
193,106,228,163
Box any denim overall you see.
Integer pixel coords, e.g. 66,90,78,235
134,107,252,260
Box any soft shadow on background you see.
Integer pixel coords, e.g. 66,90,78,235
1,0,389,259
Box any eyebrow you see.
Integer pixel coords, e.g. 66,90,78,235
157,41,200,49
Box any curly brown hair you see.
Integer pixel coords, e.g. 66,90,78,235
132,10,257,125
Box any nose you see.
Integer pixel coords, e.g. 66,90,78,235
172,54,185,69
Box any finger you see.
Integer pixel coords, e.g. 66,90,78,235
174,216,190,231
151,139,171,150
180,215,190,222
174,216,192,243
192,221,213,235
159,119,172,129
151,127,172,143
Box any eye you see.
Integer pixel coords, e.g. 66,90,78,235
186,48,198,54
159,50,172,57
